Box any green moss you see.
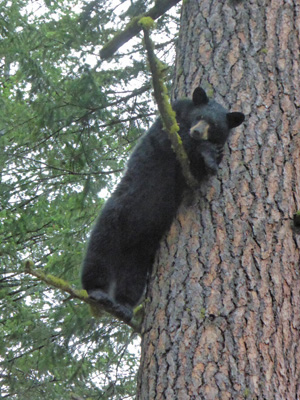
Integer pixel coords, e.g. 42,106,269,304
200,81,213,98
143,23,198,189
206,87,214,98
76,289,89,299
170,123,180,135
133,303,144,315
200,307,206,319
139,17,155,30
130,304,144,331
260,48,268,54
47,274,71,291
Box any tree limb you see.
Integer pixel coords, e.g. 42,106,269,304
141,19,199,189
24,261,142,332
100,0,181,60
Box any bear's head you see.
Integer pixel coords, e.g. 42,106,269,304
174,87,245,145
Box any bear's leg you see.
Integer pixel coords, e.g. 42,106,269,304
114,245,155,311
199,142,224,174
201,151,218,173
82,249,134,322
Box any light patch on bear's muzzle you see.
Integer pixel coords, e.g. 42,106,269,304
190,120,210,141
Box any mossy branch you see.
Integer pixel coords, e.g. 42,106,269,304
24,261,142,332
140,20,198,189
25,260,87,300
100,0,181,60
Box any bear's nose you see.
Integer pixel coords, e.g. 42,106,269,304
190,120,210,141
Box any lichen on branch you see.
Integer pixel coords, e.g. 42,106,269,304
24,261,142,332
140,20,198,189
25,260,88,300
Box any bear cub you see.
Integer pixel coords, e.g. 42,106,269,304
82,87,245,322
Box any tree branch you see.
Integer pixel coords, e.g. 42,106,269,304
24,261,142,332
140,19,199,189
100,0,181,60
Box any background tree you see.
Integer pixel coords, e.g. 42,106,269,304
138,0,300,399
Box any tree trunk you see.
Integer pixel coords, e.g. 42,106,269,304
137,0,300,399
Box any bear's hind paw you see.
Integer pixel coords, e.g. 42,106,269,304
88,289,133,323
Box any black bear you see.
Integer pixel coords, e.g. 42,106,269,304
82,87,244,322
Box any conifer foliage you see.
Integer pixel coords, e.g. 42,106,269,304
0,1,179,398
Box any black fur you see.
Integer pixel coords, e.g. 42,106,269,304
82,88,244,321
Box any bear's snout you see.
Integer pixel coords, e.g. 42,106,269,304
190,120,210,141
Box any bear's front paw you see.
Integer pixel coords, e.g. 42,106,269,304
201,150,219,174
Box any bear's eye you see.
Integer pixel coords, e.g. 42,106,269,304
196,115,203,121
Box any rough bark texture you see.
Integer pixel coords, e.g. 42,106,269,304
137,0,300,399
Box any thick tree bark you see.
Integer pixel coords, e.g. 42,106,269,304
137,0,300,399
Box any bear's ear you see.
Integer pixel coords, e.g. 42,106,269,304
227,112,245,129
193,87,209,106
